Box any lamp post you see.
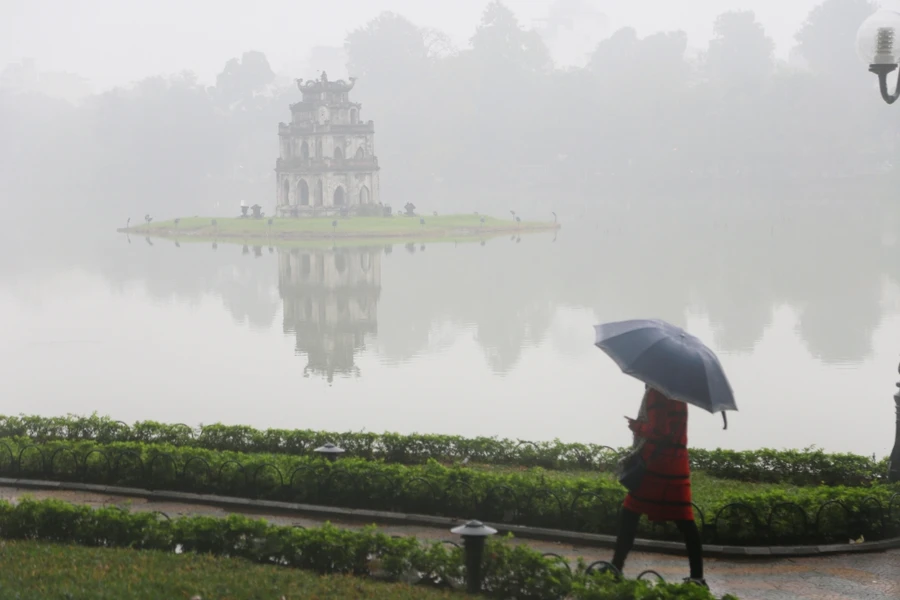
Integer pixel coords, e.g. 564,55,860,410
450,520,497,594
890,359,900,482
858,8,900,104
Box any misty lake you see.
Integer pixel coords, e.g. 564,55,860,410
1,195,898,457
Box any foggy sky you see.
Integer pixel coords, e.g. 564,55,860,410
4,0,834,91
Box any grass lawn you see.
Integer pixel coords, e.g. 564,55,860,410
467,464,799,505
124,214,558,242
0,540,459,600
133,232,542,251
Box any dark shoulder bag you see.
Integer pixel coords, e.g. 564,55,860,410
617,450,647,492
617,442,667,492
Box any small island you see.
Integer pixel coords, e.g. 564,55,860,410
119,76,559,244
119,213,560,243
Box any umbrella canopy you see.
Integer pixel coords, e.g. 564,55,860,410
594,319,737,416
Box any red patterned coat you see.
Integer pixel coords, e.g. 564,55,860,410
623,388,694,522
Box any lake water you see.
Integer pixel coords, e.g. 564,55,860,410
1,196,898,457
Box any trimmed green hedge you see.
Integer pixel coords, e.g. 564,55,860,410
0,498,737,599
0,414,887,486
2,436,898,546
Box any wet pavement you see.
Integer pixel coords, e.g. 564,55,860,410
1,485,897,600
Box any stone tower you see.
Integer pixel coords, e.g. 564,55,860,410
275,72,380,216
279,247,381,382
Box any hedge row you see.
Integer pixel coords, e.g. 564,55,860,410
0,414,887,486
0,498,737,599
2,437,899,546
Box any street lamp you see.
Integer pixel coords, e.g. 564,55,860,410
890,359,900,482
858,8,900,104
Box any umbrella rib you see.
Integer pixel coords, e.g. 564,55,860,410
703,355,721,414
596,324,664,349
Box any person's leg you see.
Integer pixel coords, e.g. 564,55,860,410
674,519,704,580
611,508,641,573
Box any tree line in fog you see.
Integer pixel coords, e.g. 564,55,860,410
0,0,893,229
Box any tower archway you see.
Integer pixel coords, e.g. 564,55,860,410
282,179,291,205
298,179,310,206
359,185,370,205
333,186,346,206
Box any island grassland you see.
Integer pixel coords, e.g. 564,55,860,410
120,214,560,243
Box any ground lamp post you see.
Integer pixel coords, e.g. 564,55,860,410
858,8,900,104
313,443,345,462
450,520,497,594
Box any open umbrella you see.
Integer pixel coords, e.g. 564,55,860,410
594,319,736,426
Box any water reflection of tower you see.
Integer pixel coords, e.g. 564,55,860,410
278,247,381,382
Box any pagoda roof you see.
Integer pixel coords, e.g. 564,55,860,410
296,72,357,93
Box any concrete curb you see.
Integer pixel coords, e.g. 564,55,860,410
3,477,898,559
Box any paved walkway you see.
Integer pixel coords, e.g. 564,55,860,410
2,485,897,600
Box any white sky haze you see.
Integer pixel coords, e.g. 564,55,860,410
0,0,876,90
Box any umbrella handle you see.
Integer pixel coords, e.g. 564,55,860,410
722,412,728,430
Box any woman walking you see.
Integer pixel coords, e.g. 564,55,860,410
611,385,706,587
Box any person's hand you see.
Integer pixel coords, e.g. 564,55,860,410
625,417,640,433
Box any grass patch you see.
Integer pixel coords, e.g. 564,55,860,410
132,232,543,251
466,463,797,504
0,540,457,600
123,214,559,242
